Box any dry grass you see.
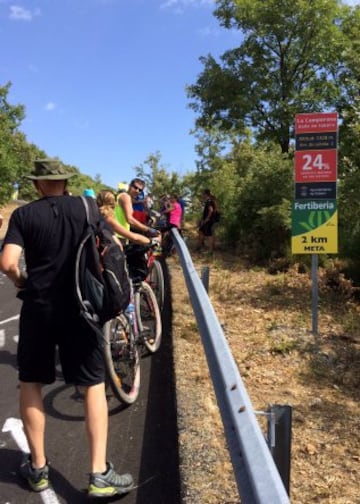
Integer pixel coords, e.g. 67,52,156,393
170,243,360,504
0,201,23,240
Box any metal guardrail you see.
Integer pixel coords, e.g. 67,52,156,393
171,228,290,504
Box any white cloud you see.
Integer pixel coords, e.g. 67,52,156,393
198,26,220,37
44,102,56,111
9,5,40,21
160,0,214,9
27,63,38,72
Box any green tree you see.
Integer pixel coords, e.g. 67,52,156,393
188,0,346,153
133,152,190,205
332,7,360,267
0,82,27,204
228,142,293,259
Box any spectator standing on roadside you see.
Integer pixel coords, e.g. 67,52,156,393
0,159,134,498
178,196,186,227
161,194,182,231
197,189,218,253
160,194,182,255
145,192,154,213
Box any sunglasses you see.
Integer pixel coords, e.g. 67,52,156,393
132,185,143,192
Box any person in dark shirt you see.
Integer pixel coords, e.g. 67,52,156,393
0,159,134,498
197,189,218,253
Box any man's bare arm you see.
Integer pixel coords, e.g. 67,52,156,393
0,243,26,288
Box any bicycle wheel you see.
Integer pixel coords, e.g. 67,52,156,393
147,258,165,311
135,281,162,353
103,314,140,404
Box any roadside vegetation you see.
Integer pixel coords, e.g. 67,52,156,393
171,227,360,503
2,1,360,283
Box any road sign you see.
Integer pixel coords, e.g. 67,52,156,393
292,200,338,254
295,131,337,151
295,112,338,133
295,182,337,200
295,149,337,182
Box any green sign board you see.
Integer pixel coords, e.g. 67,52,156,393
292,200,338,254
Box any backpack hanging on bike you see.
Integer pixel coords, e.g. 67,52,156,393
125,243,149,281
75,196,131,335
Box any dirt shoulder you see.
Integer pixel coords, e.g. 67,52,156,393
0,201,24,240
170,251,360,504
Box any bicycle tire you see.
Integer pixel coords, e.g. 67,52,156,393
103,314,140,404
135,281,162,353
147,258,165,311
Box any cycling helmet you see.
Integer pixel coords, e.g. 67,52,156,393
83,188,96,198
117,182,129,193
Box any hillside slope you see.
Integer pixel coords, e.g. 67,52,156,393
170,250,360,504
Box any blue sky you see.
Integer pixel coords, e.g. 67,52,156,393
1,1,358,189
0,0,239,188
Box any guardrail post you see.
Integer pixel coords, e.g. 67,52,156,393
267,405,292,495
200,266,210,292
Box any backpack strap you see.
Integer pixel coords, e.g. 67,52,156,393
80,196,101,227
80,196,90,225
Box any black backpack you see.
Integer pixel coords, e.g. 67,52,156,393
75,196,131,334
213,210,221,223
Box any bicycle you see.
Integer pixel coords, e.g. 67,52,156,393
103,244,162,405
103,309,140,405
145,245,165,311
156,224,182,258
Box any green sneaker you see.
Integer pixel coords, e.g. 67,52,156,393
88,461,134,498
19,454,49,492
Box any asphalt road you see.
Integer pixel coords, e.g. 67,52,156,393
0,260,180,504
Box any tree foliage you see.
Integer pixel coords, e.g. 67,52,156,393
133,151,191,204
188,0,346,153
0,82,28,204
186,1,360,266
0,82,110,206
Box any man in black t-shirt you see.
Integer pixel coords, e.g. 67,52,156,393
0,159,134,498
197,189,217,253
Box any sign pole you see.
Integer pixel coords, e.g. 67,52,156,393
311,254,318,337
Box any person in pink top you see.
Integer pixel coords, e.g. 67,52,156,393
159,194,183,255
162,194,182,229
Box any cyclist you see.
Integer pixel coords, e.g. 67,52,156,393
96,190,158,247
115,179,159,239
83,188,96,199
0,159,134,498
132,189,148,224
